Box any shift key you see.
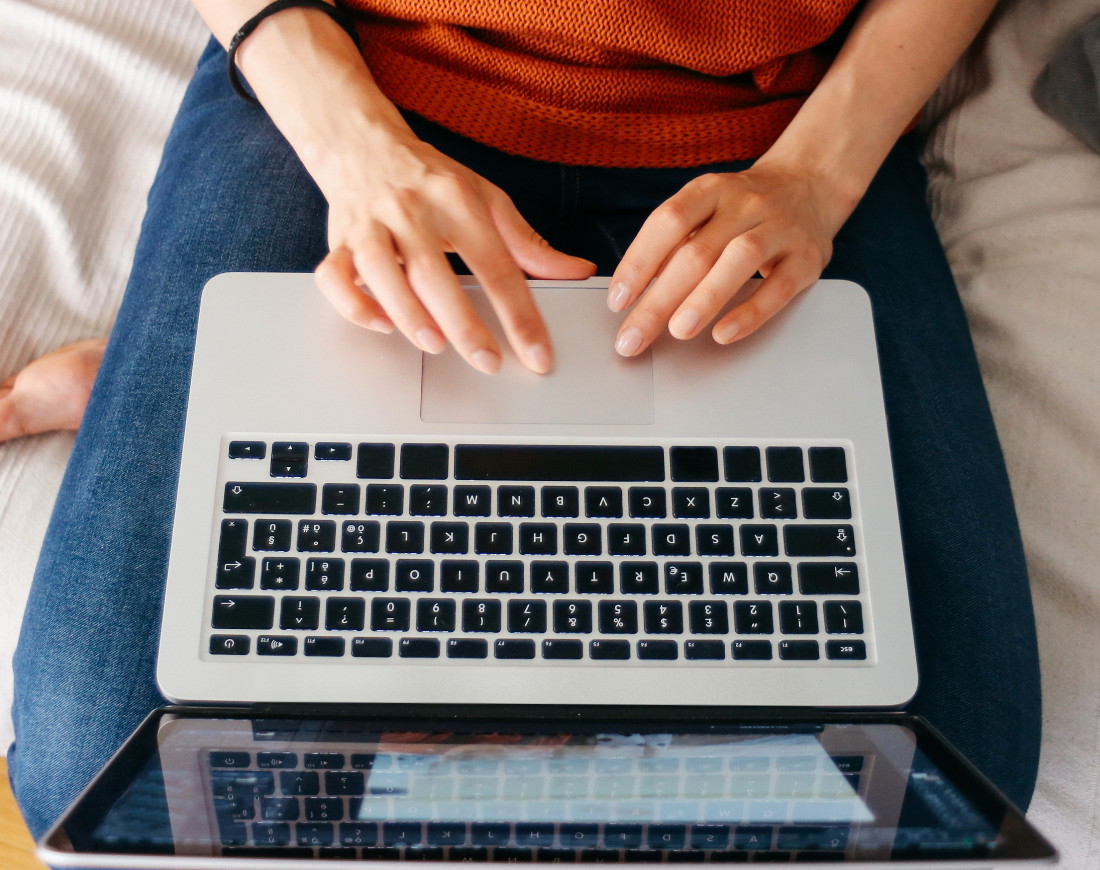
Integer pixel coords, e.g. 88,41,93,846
223,482,316,514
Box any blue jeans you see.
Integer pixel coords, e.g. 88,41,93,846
10,39,1041,839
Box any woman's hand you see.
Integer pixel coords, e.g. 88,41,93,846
312,128,595,375
607,160,849,356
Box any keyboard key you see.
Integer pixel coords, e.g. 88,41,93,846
365,484,404,516
542,486,579,517
697,524,735,556
229,440,266,460
732,639,773,660
664,562,704,595
584,486,623,517
218,518,248,561
395,559,434,592
253,519,292,552
325,598,365,631
826,639,867,660
474,522,513,554
715,487,754,519
798,562,860,595
785,524,856,557
306,558,344,591
400,638,441,658
426,822,468,846
440,560,480,592
685,639,725,660
306,796,344,821
321,483,360,515
400,443,449,480
530,561,569,593
349,558,389,591
488,560,525,593
371,598,411,631
351,637,393,657
638,640,678,660
672,488,710,518
620,562,659,595
210,634,249,655
224,482,316,514
216,555,255,590
508,599,547,632
271,441,309,477
261,796,300,821
260,557,299,590
809,446,848,482
454,444,665,482
495,639,536,659
304,636,345,657
454,485,492,516
298,823,335,847
281,771,320,795
357,443,395,479
462,599,502,632
779,640,820,660
554,600,593,632
765,446,804,482
670,446,719,482
212,595,274,630
608,523,647,556
590,639,631,660
281,596,320,630
447,638,488,658
802,487,852,519
753,563,793,595
648,825,687,849
575,561,614,594
304,752,346,769
417,599,456,631
644,601,683,633
733,601,773,634
257,635,297,656
629,487,666,518
598,600,638,633
315,441,352,461
429,521,469,554
652,524,691,556
498,485,536,517
688,601,729,634
564,523,602,555
824,601,863,634
779,601,819,634
542,639,583,660
709,562,749,595
518,523,557,555
604,825,644,849
256,752,297,769
297,520,336,552
723,446,762,482
740,524,779,556
341,521,380,553
760,487,797,519
409,484,447,516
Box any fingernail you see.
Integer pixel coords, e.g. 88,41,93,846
471,348,501,375
524,343,553,374
415,327,446,354
714,322,741,344
669,308,699,338
368,317,394,334
615,326,644,357
608,281,632,312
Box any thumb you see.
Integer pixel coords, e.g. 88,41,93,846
491,201,597,280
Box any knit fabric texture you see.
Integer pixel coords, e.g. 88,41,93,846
342,0,860,168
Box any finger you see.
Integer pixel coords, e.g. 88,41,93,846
711,256,820,344
314,246,394,333
442,203,556,374
613,221,749,356
488,196,596,280
345,223,448,356
608,174,723,312
0,396,27,442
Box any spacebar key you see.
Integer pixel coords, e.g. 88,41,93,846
455,445,665,481
223,482,316,514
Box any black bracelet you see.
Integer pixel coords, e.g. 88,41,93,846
227,0,362,103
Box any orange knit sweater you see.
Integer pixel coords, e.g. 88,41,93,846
342,1,861,168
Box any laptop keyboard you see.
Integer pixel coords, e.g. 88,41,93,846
206,438,870,666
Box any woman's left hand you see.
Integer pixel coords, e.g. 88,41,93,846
607,160,851,356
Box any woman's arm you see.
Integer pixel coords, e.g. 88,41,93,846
191,1,594,375
608,0,999,356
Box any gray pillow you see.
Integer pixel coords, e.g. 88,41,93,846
1033,13,1100,153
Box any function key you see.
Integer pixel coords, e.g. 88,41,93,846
809,446,848,483
210,751,251,768
670,446,719,482
494,639,536,659
257,752,298,769
590,639,631,660
400,443,449,480
357,443,395,479
685,640,725,660
257,635,297,656
352,637,393,658
315,442,352,461
723,446,762,482
542,639,583,659
447,638,488,659
637,639,678,660
304,637,345,657
305,753,346,769
765,446,804,482
732,639,773,660
400,638,441,658
826,640,867,661
229,440,266,460
271,442,309,478
779,640,820,660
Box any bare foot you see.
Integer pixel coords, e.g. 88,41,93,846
0,337,108,442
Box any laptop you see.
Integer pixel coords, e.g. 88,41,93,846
155,273,916,709
39,274,1058,867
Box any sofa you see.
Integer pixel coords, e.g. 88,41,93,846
2,1,1098,865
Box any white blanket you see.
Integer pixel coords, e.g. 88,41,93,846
2,1,1098,866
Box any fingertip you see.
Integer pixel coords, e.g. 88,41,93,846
607,280,632,312
524,342,553,375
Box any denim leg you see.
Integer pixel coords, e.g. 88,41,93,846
9,39,329,839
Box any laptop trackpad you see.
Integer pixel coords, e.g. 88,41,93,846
421,287,654,425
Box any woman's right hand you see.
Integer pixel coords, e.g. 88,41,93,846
313,127,595,375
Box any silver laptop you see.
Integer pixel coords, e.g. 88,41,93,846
156,273,916,709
